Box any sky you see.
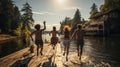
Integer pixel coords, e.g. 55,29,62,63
13,0,104,31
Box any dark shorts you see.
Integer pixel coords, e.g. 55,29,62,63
77,39,84,47
51,37,58,45
35,40,43,46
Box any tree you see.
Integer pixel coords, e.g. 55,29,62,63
11,6,21,31
100,0,120,12
21,2,34,31
0,1,2,14
71,9,81,33
90,3,98,17
21,2,34,43
0,0,15,33
14,22,23,36
73,9,81,24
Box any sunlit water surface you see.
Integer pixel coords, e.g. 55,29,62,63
0,34,120,67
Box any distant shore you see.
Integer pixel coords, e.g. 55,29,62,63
0,34,17,43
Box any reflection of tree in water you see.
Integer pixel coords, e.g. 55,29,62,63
0,37,30,58
22,33,30,47
0,39,17,57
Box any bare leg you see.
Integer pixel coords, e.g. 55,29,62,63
77,45,80,56
66,44,69,61
53,44,55,49
63,45,66,56
37,45,40,56
79,45,83,61
40,45,43,55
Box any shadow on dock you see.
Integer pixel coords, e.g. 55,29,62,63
10,56,33,67
42,55,57,67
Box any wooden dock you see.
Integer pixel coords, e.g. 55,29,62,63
0,43,63,67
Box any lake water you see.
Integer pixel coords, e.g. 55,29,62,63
0,37,30,58
64,37,120,67
0,34,120,66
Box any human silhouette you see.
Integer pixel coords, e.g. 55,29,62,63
49,26,59,49
71,24,84,62
30,21,46,56
63,26,71,61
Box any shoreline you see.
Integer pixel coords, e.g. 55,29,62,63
0,34,17,44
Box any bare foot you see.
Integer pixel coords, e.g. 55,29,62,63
66,56,68,61
63,52,65,56
78,53,80,56
40,52,43,55
79,56,81,62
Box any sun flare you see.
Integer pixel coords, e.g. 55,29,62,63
58,0,64,3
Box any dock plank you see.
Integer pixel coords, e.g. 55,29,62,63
28,44,53,67
0,47,30,67
0,43,63,67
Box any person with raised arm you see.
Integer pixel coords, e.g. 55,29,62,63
30,21,46,56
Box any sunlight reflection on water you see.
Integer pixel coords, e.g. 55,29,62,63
31,34,120,67
60,36,120,67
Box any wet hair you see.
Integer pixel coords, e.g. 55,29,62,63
53,26,56,31
35,24,40,30
77,24,82,29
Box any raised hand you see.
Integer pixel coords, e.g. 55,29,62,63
43,21,46,25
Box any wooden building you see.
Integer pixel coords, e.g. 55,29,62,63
85,8,120,36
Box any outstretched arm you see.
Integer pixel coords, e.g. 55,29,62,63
70,30,76,40
42,21,46,31
30,31,35,42
49,31,52,36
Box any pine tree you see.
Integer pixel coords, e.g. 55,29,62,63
11,6,21,31
71,9,81,33
21,2,34,43
21,2,34,31
0,0,15,33
73,9,81,24
90,3,98,17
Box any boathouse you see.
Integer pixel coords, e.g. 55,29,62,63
85,8,120,36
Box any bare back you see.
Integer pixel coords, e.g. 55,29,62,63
34,30,43,40
51,31,58,37
75,29,83,40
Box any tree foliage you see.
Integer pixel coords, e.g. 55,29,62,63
0,0,21,34
14,22,23,36
21,2,34,31
0,0,34,37
90,3,98,17
20,2,34,42
0,0,13,33
100,0,120,12
73,9,81,24
11,6,21,33
72,9,81,29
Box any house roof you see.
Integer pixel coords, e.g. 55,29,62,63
89,8,120,19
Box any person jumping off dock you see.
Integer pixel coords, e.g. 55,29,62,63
30,21,46,56
63,25,71,61
71,24,84,62
49,26,59,49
